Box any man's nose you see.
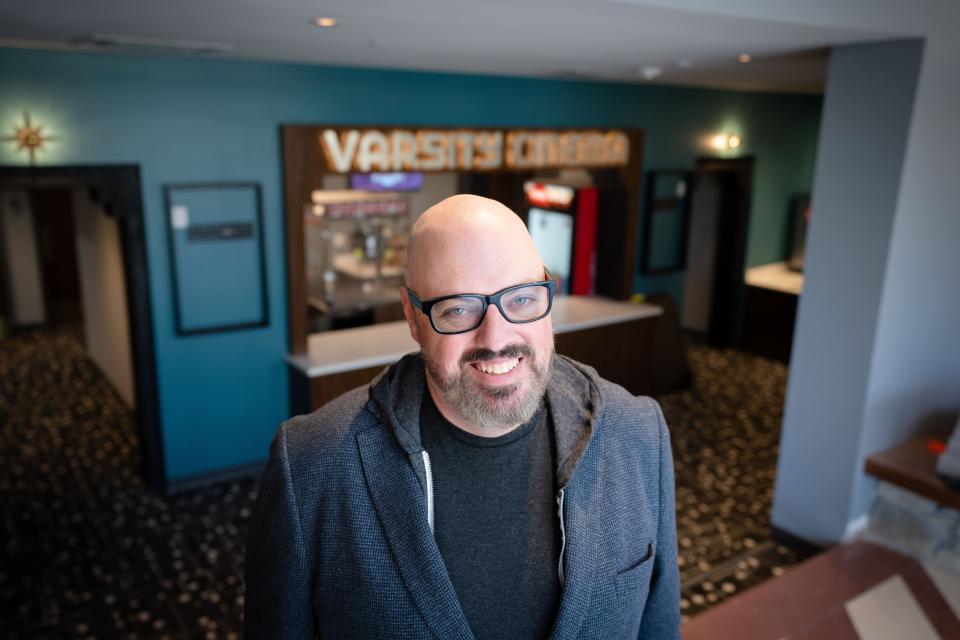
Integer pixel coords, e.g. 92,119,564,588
473,303,514,351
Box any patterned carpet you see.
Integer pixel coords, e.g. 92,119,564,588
660,340,817,620
0,326,813,637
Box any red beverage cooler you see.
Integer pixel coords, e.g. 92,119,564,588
523,181,599,295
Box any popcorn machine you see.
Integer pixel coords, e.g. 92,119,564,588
304,190,411,330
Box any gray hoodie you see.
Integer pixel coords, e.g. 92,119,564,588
245,352,681,639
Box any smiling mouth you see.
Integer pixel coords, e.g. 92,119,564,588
471,357,521,375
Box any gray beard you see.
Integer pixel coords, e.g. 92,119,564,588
422,345,552,431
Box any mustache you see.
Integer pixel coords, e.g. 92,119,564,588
460,344,533,366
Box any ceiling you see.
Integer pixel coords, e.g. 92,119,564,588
0,0,913,93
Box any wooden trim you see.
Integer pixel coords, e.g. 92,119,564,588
282,126,315,354
864,433,960,511
617,129,645,299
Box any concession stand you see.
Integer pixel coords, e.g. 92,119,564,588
281,125,663,413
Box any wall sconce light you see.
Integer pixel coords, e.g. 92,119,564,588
4,112,56,165
711,132,742,152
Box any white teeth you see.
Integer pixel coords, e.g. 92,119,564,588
476,358,519,375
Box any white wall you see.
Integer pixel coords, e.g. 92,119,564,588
0,190,46,326
72,189,136,408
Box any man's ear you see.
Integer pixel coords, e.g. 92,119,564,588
399,286,422,344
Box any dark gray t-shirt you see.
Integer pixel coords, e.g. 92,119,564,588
420,390,561,640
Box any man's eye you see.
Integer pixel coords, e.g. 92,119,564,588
441,306,469,317
511,296,533,307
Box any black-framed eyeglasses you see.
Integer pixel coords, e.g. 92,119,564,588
407,279,558,335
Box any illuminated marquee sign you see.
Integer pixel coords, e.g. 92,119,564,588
524,181,576,208
319,128,630,174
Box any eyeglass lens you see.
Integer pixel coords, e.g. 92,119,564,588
430,284,552,333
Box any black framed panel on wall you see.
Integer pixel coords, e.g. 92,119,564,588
164,182,269,336
641,170,693,275
786,193,811,272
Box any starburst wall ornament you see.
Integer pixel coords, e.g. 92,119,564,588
4,113,56,165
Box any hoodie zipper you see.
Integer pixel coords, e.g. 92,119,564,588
421,450,435,534
556,488,566,586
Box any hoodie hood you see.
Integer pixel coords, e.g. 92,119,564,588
367,352,604,489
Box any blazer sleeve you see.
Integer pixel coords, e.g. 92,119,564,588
244,423,316,639
637,399,682,639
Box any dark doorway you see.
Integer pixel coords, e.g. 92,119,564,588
681,156,754,348
31,187,85,325
0,165,165,493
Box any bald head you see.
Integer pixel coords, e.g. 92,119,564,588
400,194,555,436
406,195,544,297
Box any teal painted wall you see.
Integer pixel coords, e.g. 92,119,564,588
0,48,821,483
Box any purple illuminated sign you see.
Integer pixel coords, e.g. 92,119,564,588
350,172,424,192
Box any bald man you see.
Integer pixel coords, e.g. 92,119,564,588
245,195,680,639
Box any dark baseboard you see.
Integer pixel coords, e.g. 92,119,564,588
165,460,265,495
8,321,49,333
771,525,828,557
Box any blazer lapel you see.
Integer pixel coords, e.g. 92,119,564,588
356,427,475,640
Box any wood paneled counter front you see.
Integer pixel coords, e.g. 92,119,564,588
287,296,662,415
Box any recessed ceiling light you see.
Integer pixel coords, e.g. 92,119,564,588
314,17,338,28
639,65,662,80
738,53,752,63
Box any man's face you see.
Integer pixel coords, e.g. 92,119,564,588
403,225,554,432
415,284,554,431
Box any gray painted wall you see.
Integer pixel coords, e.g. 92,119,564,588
851,17,960,518
772,40,924,543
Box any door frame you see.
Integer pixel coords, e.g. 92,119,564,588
0,164,166,493
694,155,754,348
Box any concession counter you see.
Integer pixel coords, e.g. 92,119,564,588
741,261,803,362
287,295,662,414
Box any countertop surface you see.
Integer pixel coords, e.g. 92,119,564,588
745,261,804,296
288,295,662,377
